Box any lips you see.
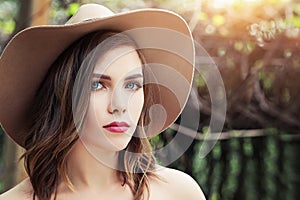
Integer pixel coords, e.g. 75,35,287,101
103,121,130,133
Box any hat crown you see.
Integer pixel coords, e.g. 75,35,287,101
65,4,114,25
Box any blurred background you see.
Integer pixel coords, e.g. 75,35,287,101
0,0,299,199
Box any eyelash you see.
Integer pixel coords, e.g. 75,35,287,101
91,81,104,91
91,80,142,91
125,81,142,91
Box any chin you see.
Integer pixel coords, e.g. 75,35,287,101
110,138,132,152
94,134,132,152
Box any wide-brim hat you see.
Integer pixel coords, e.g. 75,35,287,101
0,4,194,148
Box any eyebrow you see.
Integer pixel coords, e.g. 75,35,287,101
124,74,143,80
92,73,143,81
92,73,111,80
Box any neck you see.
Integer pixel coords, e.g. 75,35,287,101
63,140,121,191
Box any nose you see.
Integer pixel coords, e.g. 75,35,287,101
107,88,127,114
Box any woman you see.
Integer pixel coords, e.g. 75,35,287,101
0,4,205,200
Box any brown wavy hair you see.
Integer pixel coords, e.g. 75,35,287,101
21,30,157,200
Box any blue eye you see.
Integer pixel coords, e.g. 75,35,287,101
125,82,142,90
91,81,104,90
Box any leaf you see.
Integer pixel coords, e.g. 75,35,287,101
294,3,300,15
234,41,244,51
2,19,15,34
67,3,80,16
212,14,225,27
292,16,300,28
198,12,208,21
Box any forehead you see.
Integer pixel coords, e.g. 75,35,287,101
93,46,143,76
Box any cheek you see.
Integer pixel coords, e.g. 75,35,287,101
81,105,99,138
80,100,109,147
128,90,144,122
89,93,107,117
84,95,106,131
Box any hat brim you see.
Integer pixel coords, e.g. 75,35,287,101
0,8,195,147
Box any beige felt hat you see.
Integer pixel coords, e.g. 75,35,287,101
0,4,194,147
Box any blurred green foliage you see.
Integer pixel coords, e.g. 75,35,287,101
0,0,17,34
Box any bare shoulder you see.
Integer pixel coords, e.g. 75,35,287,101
149,166,206,200
0,178,33,200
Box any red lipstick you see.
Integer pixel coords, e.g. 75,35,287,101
103,121,130,133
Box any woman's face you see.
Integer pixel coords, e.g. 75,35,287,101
80,46,144,152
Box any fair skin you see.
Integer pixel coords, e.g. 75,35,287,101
0,46,206,200
79,46,145,169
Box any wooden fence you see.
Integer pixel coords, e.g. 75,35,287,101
157,128,300,200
